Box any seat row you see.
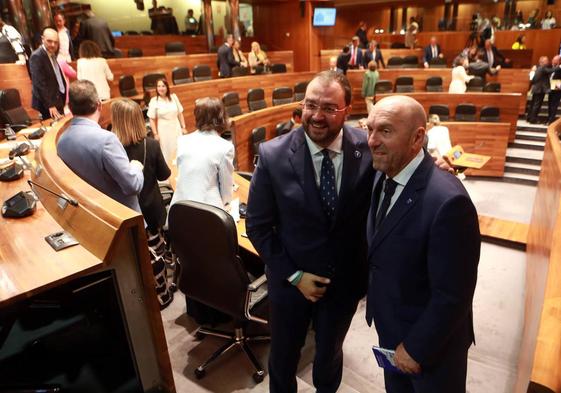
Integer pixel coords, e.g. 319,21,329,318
387,56,447,68
375,77,501,94
118,64,289,97
428,104,500,122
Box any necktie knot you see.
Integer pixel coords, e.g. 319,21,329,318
322,149,331,159
384,177,397,196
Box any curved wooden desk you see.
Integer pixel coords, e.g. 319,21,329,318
0,118,175,392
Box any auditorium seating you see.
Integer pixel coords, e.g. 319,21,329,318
271,63,287,74
403,55,419,68
425,76,443,92
467,76,485,92
192,65,212,82
222,92,243,117
455,103,477,121
294,81,308,101
165,41,186,56
390,42,406,49
272,87,293,106
428,104,450,121
247,89,267,112
232,66,249,77
480,106,500,122
172,67,191,85
0,88,30,129
127,48,143,57
484,82,501,92
142,73,165,91
251,126,266,165
375,80,393,93
119,75,139,97
387,57,403,69
395,76,414,93
428,57,447,68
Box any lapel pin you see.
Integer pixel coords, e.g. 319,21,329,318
406,198,413,204
354,150,362,159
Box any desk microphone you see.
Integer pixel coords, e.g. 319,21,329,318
27,179,79,207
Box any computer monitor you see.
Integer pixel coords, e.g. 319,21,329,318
112,31,123,37
313,8,336,27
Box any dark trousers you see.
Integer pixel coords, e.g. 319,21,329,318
548,91,561,124
527,92,545,123
384,345,469,393
34,93,65,120
268,290,359,393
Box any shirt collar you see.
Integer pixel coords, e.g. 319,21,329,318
304,128,343,156
392,149,425,187
72,116,101,128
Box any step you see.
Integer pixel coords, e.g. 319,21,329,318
516,123,548,131
514,133,546,142
512,138,545,146
506,147,544,161
506,156,542,166
503,172,539,186
516,130,547,138
504,163,541,176
509,141,545,151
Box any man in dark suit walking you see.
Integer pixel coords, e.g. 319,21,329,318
365,95,480,392
29,27,66,120
528,56,553,124
363,40,385,69
246,71,375,392
422,36,443,68
548,55,561,125
79,11,115,58
216,34,239,78
482,39,510,68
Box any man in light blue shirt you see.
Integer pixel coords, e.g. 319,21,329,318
58,80,144,212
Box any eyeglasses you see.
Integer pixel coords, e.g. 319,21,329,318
300,100,348,116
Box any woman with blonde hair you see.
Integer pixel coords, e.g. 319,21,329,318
248,41,270,73
170,97,234,209
77,40,113,100
111,98,173,309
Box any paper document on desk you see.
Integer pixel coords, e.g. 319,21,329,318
229,198,240,222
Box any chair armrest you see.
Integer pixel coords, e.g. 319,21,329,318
248,274,267,292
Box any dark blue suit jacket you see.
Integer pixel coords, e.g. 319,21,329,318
423,44,442,63
246,126,375,303
348,45,363,68
216,43,239,77
366,151,480,367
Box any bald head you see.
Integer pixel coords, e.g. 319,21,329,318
539,56,549,67
553,55,560,67
366,95,426,177
42,28,59,56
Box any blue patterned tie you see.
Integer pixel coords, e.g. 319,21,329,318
320,149,338,220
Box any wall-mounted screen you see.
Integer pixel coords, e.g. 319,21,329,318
313,8,336,27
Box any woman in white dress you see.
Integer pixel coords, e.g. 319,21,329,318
77,40,113,100
147,78,186,163
170,97,234,209
448,55,473,94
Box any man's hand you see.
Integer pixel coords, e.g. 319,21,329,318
130,159,144,171
438,53,444,59
49,106,62,120
394,343,422,374
296,272,330,302
423,62,429,68
433,155,454,174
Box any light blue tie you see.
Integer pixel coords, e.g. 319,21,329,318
51,55,65,94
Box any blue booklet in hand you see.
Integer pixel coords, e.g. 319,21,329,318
372,346,406,375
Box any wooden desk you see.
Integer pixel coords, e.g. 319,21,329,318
115,35,209,57
320,48,424,70
376,92,521,142
0,119,175,392
346,68,530,115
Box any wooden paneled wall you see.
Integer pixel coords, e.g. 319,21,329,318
114,35,210,56
516,123,561,393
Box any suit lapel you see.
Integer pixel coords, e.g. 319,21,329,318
369,152,434,253
336,126,365,221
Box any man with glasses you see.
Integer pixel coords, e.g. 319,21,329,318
246,70,374,392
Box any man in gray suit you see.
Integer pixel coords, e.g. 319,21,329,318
79,11,116,58
57,80,144,211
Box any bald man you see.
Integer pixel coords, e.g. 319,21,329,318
29,27,66,119
528,56,553,124
548,55,561,124
365,96,480,393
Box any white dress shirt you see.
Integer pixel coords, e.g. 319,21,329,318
304,129,344,193
376,149,425,216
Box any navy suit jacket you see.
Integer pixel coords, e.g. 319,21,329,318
217,43,239,77
423,44,442,63
246,126,375,303
366,151,480,366
29,47,66,114
347,45,363,67
363,48,385,69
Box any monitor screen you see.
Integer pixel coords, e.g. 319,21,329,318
313,8,336,27
112,31,123,37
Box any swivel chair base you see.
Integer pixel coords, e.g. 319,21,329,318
193,326,270,383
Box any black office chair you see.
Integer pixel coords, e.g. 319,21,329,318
193,64,212,81
402,55,419,68
425,76,443,92
390,42,406,49
467,76,484,92
125,30,140,35
142,73,165,92
222,92,243,117
387,57,404,69
232,66,249,77
395,76,414,93
480,106,500,122
252,126,266,166
247,88,267,112
294,81,309,101
0,89,31,130
165,41,186,56
127,48,143,57
270,63,287,73
428,57,447,68
168,201,269,383
141,30,153,35
428,104,450,121
455,103,477,121
172,67,191,85
483,82,501,92
272,87,293,106
375,80,393,94
119,75,139,97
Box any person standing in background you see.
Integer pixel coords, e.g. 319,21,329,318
54,13,73,62
347,36,363,70
79,10,116,58
0,18,26,65
362,61,379,115
184,9,199,34
449,56,473,93
356,21,368,49
541,10,556,29
77,40,114,101
217,34,239,77
528,56,553,124
547,55,561,125
363,40,385,69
